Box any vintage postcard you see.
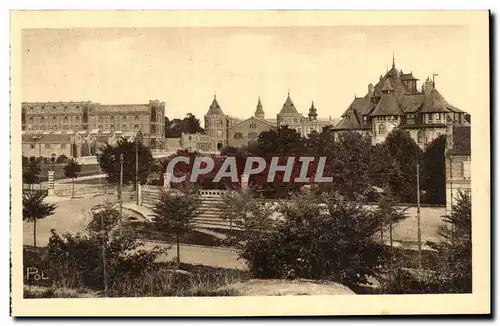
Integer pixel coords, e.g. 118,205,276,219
10,10,490,316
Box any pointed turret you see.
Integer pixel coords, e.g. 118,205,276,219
254,97,265,120
308,101,318,121
206,94,224,115
279,91,299,115
381,78,394,93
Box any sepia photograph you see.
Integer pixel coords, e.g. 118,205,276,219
10,10,490,316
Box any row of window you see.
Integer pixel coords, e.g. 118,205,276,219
30,144,67,149
25,105,82,112
233,132,258,140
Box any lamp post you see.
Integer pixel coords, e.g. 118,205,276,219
120,153,124,220
135,139,139,205
416,161,422,271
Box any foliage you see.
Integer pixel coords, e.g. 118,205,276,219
97,138,154,186
421,135,447,204
380,191,472,294
22,157,41,187
22,190,57,247
64,158,82,198
238,189,391,288
40,207,166,291
218,190,276,238
165,113,204,138
383,129,424,203
433,191,472,292
152,187,202,263
56,154,69,164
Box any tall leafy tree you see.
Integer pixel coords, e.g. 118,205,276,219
152,187,201,263
22,157,41,190
434,191,472,293
384,129,424,203
23,190,57,247
164,113,204,138
422,135,447,204
64,158,82,198
98,138,154,189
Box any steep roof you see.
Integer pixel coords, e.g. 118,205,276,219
447,125,471,156
421,88,450,113
278,94,300,115
206,96,224,115
255,97,264,115
370,93,401,116
400,72,418,81
335,109,362,130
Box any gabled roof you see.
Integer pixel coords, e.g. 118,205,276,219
229,115,276,130
278,94,300,115
382,78,394,92
206,96,224,115
335,109,362,130
370,93,401,116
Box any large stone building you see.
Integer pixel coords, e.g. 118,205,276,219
334,57,470,148
197,93,339,151
21,100,165,149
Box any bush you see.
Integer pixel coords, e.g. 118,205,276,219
56,154,69,164
38,207,167,290
238,190,391,288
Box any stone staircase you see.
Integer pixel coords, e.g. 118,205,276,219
195,192,235,230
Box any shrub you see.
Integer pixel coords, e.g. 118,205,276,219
40,207,167,290
238,189,391,288
56,154,68,164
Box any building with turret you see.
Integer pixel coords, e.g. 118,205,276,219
334,56,470,148
199,93,339,151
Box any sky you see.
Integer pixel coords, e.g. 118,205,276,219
22,25,471,123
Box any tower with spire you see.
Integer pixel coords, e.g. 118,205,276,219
204,93,227,149
254,97,265,120
308,101,318,121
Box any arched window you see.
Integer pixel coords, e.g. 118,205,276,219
417,130,423,143
248,132,258,140
122,124,127,131
378,124,386,135
217,129,223,138
188,135,192,141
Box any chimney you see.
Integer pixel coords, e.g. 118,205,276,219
368,83,374,96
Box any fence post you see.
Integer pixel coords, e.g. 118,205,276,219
241,173,249,190
47,170,55,196
138,183,142,206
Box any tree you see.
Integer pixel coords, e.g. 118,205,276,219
97,138,154,189
23,190,57,247
239,189,390,287
373,190,408,248
152,187,201,264
44,207,166,292
218,189,275,237
384,129,424,203
434,191,472,293
164,113,204,138
22,157,41,190
422,135,447,204
64,159,82,198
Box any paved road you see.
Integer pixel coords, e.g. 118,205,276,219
22,195,245,270
23,194,118,247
